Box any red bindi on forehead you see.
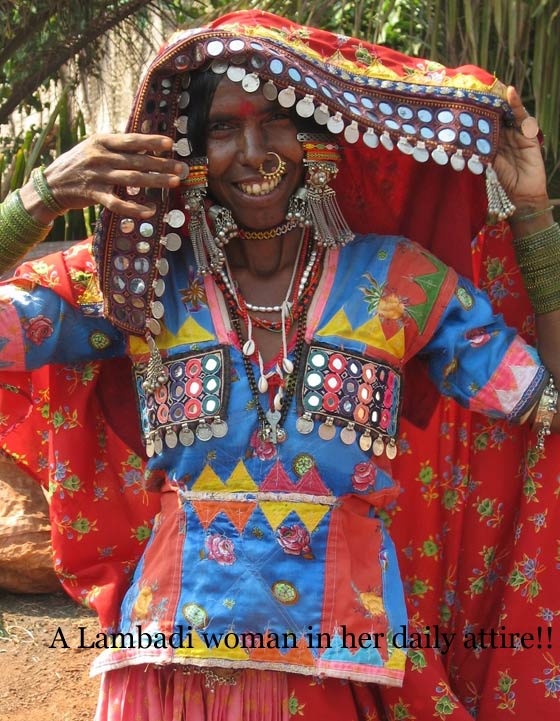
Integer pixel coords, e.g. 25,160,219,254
232,99,258,118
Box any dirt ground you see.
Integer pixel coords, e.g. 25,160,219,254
0,591,100,721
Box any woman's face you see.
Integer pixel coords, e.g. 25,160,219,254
206,77,304,230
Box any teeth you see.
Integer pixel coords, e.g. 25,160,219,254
239,174,282,196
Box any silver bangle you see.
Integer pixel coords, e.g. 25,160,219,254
534,376,558,451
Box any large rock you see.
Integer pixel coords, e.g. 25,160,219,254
0,456,59,593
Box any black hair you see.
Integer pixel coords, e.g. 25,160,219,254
186,69,222,155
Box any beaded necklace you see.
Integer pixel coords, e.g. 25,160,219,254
229,310,307,443
237,217,298,241
215,231,323,443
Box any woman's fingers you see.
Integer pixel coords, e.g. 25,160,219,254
91,190,158,218
43,133,188,214
505,86,540,141
100,133,174,154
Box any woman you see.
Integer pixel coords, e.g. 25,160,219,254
0,10,558,720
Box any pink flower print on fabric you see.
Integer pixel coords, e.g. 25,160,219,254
276,524,313,559
249,429,277,460
351,460,377,492
205,533,236,565
23,314,54,345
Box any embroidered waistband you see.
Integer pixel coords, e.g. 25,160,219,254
178,490,337,505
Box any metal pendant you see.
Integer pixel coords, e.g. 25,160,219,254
450,150,466,171
263,80,278,101
467,153,484,175
359,430,373,452
146,436,155,458
162,232,182,251
363,129,380,148
241,73,260,93
276,428,287,444
318,417,336,441
412,141,429,163
179,426,195,447
431,144,449,166
296,95,315,118
380,131,394,151
174,115,188,134
340,422,357,445
372,436,385,457
151,300,165,319
166,209,186,228
146,317,162,335
265,409,282,444
196,421,213,442
327,112,344,134
313,104,330,125
278,86,296,108
386,439,398,460
296,413,314,435
153,278,166,297
174,138,191,157
165,428,178,448
211,418,228,438
153,434,163,456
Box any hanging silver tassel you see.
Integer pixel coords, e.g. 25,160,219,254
297,133,353,248
183,158,225,274
286,187,313,228
485,164,516,223
142,333,168,393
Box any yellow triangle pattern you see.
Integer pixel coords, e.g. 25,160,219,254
260,501,330,532
128,315,216,355
191,465,225,492
316,308,354,339
317,310,405,359
225,460,259,492
354,315,406,359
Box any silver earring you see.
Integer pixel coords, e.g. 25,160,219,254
208,205,239,246
298,133,353,248
183,158,224,274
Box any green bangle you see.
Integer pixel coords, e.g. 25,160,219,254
2,190,53,235
0,190,52,273
513,223,560,314
31,166,65,216
513,222,560,247
513,223,560,266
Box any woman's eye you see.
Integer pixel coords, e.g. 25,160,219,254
208,121,233,133
268,112,292,123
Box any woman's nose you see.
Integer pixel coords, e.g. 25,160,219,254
238,123,268,168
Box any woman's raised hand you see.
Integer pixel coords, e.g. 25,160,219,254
20,133,188,223
493,86,550,211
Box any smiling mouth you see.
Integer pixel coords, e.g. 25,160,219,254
237,174,284,197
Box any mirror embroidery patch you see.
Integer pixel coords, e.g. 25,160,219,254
135,346,230,455
297,342,402,457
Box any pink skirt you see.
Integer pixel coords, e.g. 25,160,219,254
93,665,386,721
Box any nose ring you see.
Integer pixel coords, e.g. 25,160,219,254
258,152,286,181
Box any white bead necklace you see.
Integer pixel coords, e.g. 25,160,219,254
216,228,316,401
